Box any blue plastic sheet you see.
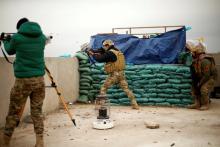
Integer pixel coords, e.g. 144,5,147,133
90,27,186,64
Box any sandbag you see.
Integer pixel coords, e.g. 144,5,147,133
93,84,101,89
182,73,191,78
79,59,89,64
120,102,130,106
79,63,91,68
133,89,145,94
109,99,119,103
176,67,190,73
92,63,104,69
79,86,91,90
134,94,142,98
148,79,166,84
181,89,191,94
182,98,193,104
157,93,174,98
137,70,152,75
142,93,157,98
106,94,115,99
157,83,173,89
79,67,91,73
166,98,181,104
158,88,179,94
129,75,142,80
126,66,138,71
156,73,169,79
137,80,149,84
168,75,183,79
81,75,93,81
132,81,142,86
119,98,130,103
125,71,136,74
172,83,191,89
108,89,119,93
81,72,91,76
174,94,189,99
89,89,99,93
148,98,166,103
144,84,157,88
146,65,161,71
181,79,192,83
136,98,148,103
75,52,89,60
161,65,177,72
78,95,89,103
113,92,126,98
88,92,96,100
178,52,193,66
147,88,158,93
141,74,155,79
80,79,91,83
92,75,107,80
168,79,181,84
80,83,90,87
91,68,103,74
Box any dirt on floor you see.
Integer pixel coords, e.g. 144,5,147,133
1,99,220,147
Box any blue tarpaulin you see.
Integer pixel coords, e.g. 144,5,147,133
90,27,186,64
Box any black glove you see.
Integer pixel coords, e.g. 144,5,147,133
5,34,11,41
86,50,94,56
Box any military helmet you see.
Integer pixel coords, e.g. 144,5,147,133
186,39,206,54
102,39,114,47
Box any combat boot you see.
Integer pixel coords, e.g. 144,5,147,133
131,100,139,110
0,133,3,147
35,134,44,147
200,96,209,111
187,98,200,109
200,104,209,110
2,134,11,147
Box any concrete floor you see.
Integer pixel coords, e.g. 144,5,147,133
1,99,220,147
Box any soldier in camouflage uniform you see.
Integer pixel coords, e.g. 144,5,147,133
1,18,47,147
186,40,218,110
88,40,139,109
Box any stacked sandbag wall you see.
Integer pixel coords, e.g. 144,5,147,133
75,52,93,103
75,52,193,107
90,64,193,107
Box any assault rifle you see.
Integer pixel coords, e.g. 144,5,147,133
0,32,52,64
81,43,97,66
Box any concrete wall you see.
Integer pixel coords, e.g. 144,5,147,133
0,57,79,127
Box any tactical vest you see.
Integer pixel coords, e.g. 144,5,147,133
193,54,218,80
104,49,125,74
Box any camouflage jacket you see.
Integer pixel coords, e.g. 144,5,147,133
192,54,217,87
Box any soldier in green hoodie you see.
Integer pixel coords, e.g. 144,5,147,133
1,18,47,147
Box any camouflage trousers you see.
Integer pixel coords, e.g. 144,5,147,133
100,71,136,102
200,78,214,104
4,76,45,137
193,78,214,105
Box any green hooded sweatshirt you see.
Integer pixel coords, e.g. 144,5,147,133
4,22,46,78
